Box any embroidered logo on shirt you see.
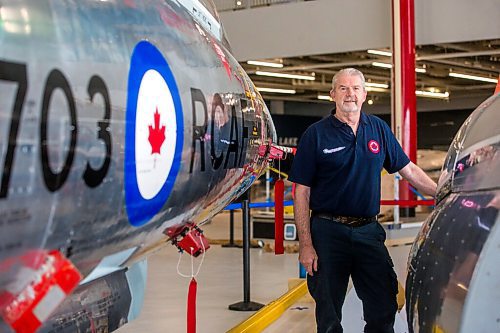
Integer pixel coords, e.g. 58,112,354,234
368,140,380,154
323,147,346,154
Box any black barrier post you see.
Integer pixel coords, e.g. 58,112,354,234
228,197,264,311
222,210,237,248
229,210,234,245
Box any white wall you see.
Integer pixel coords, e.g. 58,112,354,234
220,0,500,61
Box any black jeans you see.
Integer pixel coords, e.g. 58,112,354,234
308,216,398,333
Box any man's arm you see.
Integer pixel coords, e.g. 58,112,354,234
398,161,437,197
294,184,318,276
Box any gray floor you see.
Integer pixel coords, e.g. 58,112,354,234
116,210,420,333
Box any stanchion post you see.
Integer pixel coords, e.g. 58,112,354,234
222,209,238,248
394,173,400,227
229,210,235,245
242,199,251,303
228,197,264,311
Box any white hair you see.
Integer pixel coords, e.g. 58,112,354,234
331,68,366,90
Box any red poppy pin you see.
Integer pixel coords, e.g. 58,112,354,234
368,140,380,154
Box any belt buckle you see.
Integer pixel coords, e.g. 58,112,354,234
336,216,356,225
346,218,360,227
336,216,348,224
342,216,371,227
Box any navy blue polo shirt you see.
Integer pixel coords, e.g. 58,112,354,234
288,112,410,217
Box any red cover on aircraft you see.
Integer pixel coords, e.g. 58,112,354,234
1,251,81,333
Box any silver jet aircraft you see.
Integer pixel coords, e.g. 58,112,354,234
0,1,277,332
406,89,500,332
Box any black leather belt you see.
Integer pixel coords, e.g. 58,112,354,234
312,212,377,227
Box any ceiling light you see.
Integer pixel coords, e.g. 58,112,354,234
322,88,447,99
372,62,426,73
367,49,392,57
449,72,498,83
317,95,332,101
365,86,389,93
256,71,315,81
372,62,393,69
247,60,283,68
366,82,389,89
415,90,450,99
257,87,296,94
367,99,374,105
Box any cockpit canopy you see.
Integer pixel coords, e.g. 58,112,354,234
179,0,231,50
436,94,500,203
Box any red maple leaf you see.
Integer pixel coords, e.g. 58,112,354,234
148,108,165,154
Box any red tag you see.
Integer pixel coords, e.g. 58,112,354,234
187,277,197,333
274,179,284,255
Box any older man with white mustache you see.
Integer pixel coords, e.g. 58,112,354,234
289,68,437,333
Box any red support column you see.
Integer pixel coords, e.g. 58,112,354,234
392,0,417,216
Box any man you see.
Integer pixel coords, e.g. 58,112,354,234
288,68,437,333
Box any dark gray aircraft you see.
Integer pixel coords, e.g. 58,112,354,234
406,91,500,332
0,1,277,332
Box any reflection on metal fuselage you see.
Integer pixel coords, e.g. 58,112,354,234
406,94,500,333
0,1,276,330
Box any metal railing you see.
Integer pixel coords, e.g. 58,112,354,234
213,0,311,12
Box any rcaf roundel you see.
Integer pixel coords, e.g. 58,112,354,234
125,41,183,226
368,140,380,154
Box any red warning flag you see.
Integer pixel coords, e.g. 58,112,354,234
274,178,284,255
187,277,197,333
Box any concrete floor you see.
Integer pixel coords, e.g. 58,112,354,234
116,210,421,333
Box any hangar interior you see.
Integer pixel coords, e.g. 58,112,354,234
116,1,499,333
0,1,493,333
217,0,499,115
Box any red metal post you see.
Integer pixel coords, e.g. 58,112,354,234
392,0,417,216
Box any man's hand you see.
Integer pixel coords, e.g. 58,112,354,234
299,244,318,276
